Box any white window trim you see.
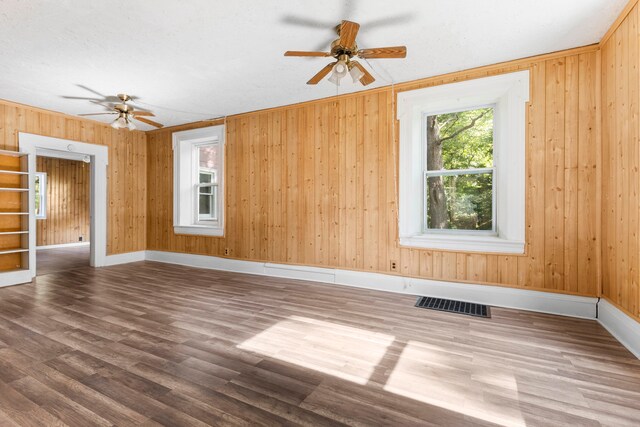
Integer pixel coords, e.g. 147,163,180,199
35,172,47,219
173,125,225,237
397,71,529,254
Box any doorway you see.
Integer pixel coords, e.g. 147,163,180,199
34,155,91,275
19,132,109,279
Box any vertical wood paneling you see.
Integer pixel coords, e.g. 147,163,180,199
578,52,599,296
145,46,601,298
0,100,147,255
601,4,640,322
545,59,566,289
36,157,90,246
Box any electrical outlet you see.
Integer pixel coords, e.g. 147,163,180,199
224,248,230,256
390,260,398,271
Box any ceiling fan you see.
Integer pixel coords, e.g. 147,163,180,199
285,20,406,86
78,93,164,130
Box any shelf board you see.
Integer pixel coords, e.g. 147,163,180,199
0,231,29,235
0,170,28,175
0,187,28,192
0,268,30,274
0,149,29,157
0,248,28,255
0,212,29,215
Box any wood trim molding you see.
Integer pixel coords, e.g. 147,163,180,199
598,298,640,358
0,269,32,288
600,0,639,46
103,250,146,266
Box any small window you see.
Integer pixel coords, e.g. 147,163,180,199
34,172,47,219
173,125,225,236
425,107,494,233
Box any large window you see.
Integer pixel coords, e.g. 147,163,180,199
398,71,529,254
173,125,225,236
34,172,47,219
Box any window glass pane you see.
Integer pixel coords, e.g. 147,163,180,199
198,145,219,182
426,107,494,171
199,194,212,215
34,175,41,215
199,172,212,184
199,185,213,195
426,172,493,231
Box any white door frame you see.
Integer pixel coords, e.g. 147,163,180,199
19,133,108,277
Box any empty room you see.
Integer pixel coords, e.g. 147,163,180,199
0,0,639,426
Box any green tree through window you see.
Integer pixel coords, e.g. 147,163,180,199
425,107,494,231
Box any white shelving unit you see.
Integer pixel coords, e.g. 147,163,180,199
0,149,32,286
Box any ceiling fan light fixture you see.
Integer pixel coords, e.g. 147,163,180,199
349,64,365,83
77,91,164,129
285,20,406,86
111,115,127,129
328,70,342,86
328,59,348,86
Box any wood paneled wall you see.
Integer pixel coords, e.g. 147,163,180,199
36,157,90,246
147,45,600,297
0,100,147,255
601,2,640,322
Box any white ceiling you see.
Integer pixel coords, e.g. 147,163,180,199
0,0,627,130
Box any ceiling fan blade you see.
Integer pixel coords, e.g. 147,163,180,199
307,62,336,85
351,62,375,86
281,15,335,29
285,51,331,57
357,46,407,59
62,96,104,101
76,84,109,98
131,111,155,117
78,112,117,116
135,116,164,128
339,20,360,48
361,14,414,31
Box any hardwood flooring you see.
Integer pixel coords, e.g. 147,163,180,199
0,261,639,426
36,245,90,276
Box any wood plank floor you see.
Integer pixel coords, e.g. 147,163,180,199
0,261,639,426
36,245,90,276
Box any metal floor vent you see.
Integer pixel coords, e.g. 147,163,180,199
415,296,491,318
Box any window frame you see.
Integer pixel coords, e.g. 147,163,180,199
173,125,225,237
34,171,47,220
397,71,529,254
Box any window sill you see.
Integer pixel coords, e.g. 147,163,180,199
174,225,224,237
399,234,524,254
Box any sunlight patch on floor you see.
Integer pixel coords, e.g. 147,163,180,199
384,340,526,427
237,315,395,384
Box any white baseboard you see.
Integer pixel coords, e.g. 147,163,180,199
103,250,146,266
597,299,640,359
0,269,32,288
145,250,598,320
37,242,90,250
